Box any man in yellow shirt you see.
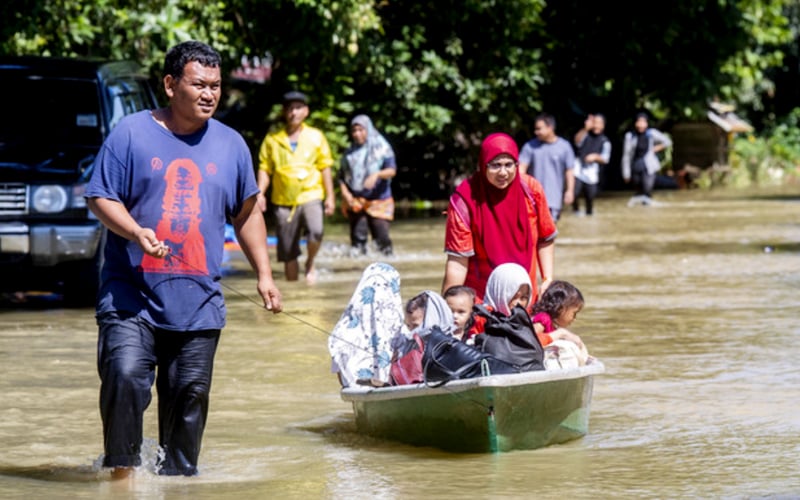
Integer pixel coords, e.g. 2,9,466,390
257,91,335,283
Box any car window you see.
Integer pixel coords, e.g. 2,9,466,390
106,78,155,130
1,76,103,148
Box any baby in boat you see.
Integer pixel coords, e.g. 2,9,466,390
443,285,476,343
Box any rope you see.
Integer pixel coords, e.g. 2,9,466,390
165,251,360,348
166,250,493,411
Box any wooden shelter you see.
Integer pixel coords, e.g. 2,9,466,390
671,102,753,171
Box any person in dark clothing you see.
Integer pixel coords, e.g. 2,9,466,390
572,113,611,215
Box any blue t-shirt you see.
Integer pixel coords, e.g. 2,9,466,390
85,110,259,331
519,137,575,211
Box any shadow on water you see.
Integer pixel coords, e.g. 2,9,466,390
615,241,800,255
0,464,106,483
742,193,800,202
292,412,486,461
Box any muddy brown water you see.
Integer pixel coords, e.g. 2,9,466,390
1,187,798,499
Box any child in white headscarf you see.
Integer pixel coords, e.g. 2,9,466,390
484,263,534,316
389,290,460,386
473,263,543,371
404,290,456,337
482,263,589,368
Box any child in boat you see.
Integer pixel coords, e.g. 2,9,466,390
531,280,590,368
473,263,544,371
478,263,588,368
454,263,529,344
403,290,455,336
404,292,428,332
480,264,585,349
531,280,583,336
443,285,476,342
483,263,533,316
390,290,456,385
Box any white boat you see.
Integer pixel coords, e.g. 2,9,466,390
340,360,605,453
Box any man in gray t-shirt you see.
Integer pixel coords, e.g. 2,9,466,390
518,113,575,221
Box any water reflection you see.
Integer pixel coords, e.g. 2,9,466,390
1,187,799,498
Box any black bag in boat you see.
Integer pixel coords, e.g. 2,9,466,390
473,304,545,372
422,326,520,387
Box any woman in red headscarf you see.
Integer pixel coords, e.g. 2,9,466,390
441,132,557,304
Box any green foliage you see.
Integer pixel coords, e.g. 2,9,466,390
718,0,795,110
2,0,799,196
1,0,232,81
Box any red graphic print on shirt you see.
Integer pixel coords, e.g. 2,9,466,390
141,158,207,275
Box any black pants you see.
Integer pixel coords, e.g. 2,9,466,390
347,211,393,255
572,179,598,215
631,158,656,197
97,312,220,476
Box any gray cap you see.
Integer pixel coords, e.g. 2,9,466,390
282,90,308,105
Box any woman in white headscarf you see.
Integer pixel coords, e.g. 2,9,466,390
329,262,459,387
329,262,408,387
338,115,397,256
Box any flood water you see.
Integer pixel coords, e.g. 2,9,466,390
1,187,798,499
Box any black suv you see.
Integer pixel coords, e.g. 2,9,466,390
0,56,157,305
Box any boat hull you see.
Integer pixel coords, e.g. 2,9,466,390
340,361,604,453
